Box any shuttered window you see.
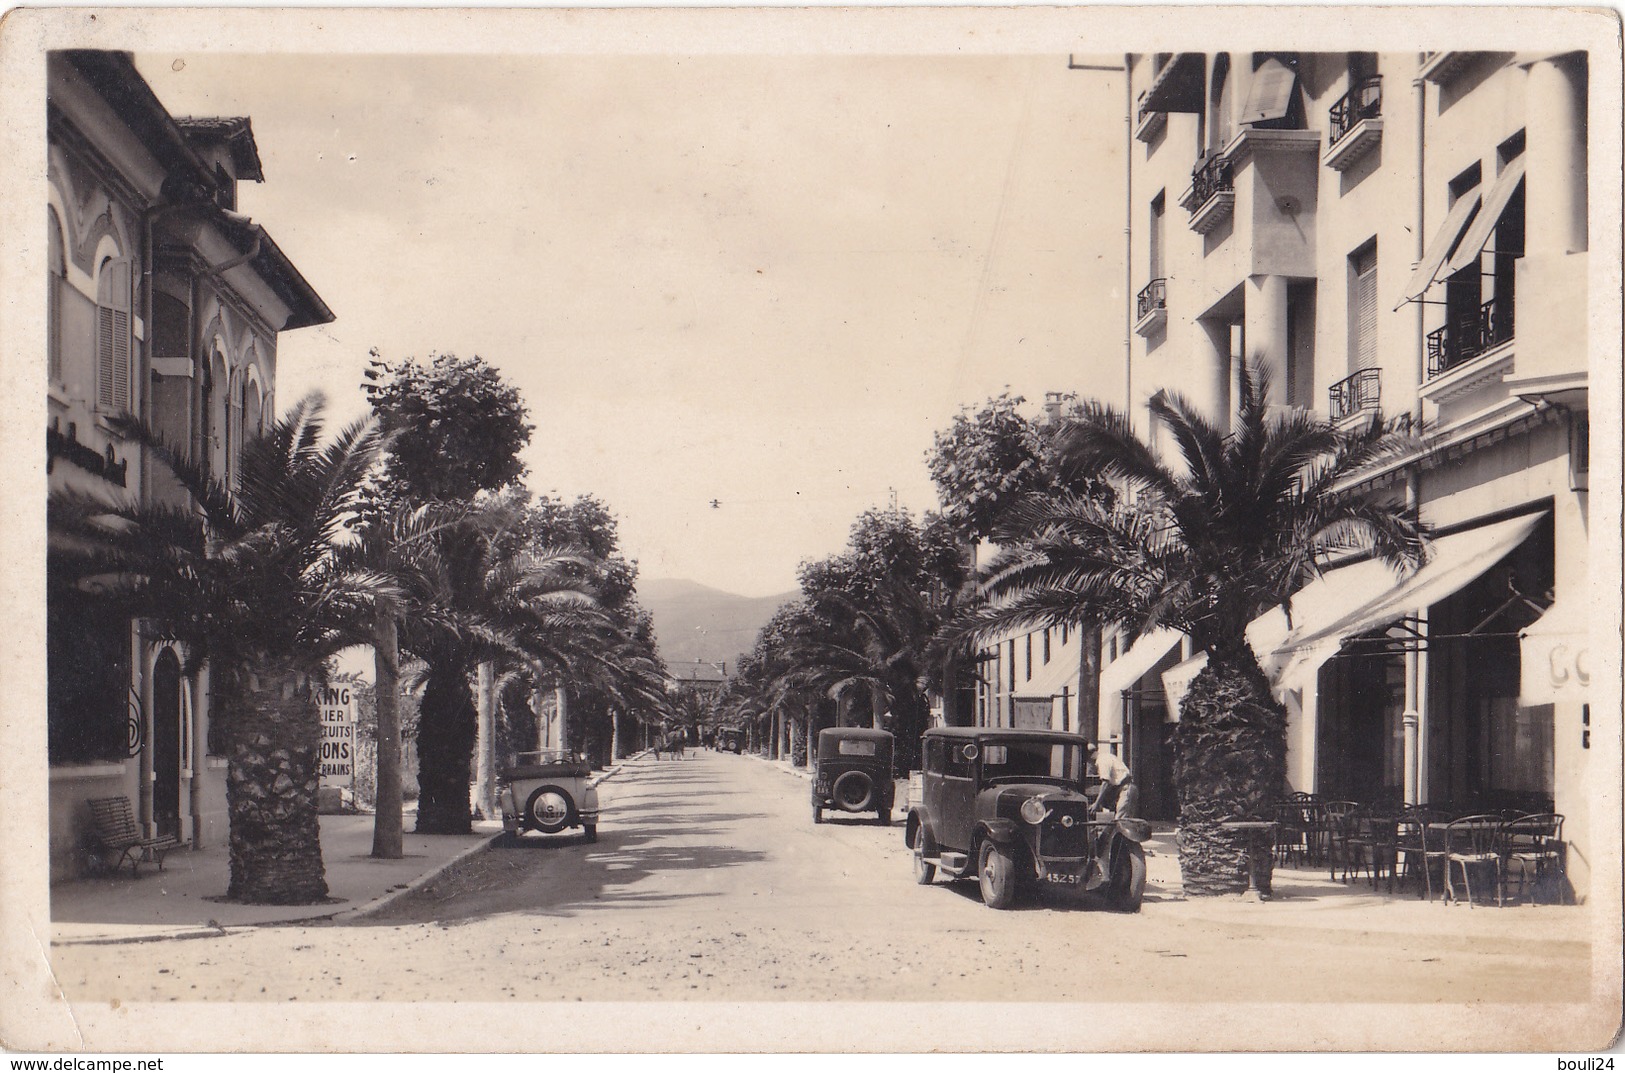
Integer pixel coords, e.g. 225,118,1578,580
1350,244,1378,371
95,258,133,412
48,212,65,384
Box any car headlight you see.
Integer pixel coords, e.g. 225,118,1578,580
1020,796,1051,825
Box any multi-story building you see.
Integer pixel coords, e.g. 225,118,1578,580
1101,50,1596,892
47,51,332,879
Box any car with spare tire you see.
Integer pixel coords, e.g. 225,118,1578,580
905,726,1149,910
811,727,894,825
496,749,599,844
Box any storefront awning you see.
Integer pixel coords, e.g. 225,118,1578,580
1444,156,1527,276
1275,512,1548,691
1393,187,1483,310
1519,595,1590,705
1239,58,1298,126
1099,627,1183,702
1012,646,1081,701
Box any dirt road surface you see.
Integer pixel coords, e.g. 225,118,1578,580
47,751,1599,1038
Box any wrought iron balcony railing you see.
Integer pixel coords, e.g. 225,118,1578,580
1136,278,1167,321
1328,76,1383,148
1426,298,1515,380
1327,367,1381,422
1189,154,1234,208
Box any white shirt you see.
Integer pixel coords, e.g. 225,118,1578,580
1094,748,1131,786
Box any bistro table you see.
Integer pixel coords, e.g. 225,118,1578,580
1221,820,1279,901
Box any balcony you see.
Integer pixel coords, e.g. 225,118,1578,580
1327,368,1381,423
1134,91,1167,143
1426,298,1515,381
1134,278,1167,336
1323,76,1383,172
1179,155,1235,234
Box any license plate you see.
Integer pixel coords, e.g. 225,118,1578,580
1043,871,1080,885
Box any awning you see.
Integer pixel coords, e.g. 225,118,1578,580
1444,157,1527,275
1239,58,1298,126
1098,627,1183,702
1519,595,1591,705
1393,187,1483,310
1141,53,1205,114
1275,512,1548,690
1160,653,1205,717
1012,647,1081,701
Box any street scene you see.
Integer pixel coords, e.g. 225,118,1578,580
10,6,1622,1058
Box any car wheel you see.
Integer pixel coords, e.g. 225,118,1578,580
979,840,1021,909
524,786,577,835
582,824,597,844
1107,841,1147,912
831,770,874,811
912,828,936,885
812,805,823,825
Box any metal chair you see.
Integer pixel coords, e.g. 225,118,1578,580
1317,800,1360,878
1395,806,1445,896
1342,808,1400,891
1501,813,1567,905
1442,813,1505,907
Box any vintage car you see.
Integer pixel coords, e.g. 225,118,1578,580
812,727,895,825
717,728,744,754
496,749,599,844
905,727,1149,911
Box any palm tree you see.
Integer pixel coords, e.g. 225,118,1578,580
49,396,388,904
970,361,1428,894
390,503,606,834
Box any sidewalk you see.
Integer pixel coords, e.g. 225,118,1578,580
49,760,637,944
49,806,503,944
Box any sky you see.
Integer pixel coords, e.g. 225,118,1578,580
139,51,1128,597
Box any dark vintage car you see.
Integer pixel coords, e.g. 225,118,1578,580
812,727,895,825
496,749,600,844
717,727,744,754
905,727,1149,911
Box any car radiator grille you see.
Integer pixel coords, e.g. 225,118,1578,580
1038,809,1093,858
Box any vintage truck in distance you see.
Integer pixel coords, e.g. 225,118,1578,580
905,726,1149,911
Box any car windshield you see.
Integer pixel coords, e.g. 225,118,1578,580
980,741,1085,782
837,740,878,756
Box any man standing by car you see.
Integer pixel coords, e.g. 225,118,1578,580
1092,743,1137,819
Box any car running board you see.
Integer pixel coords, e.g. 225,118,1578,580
935,851,970,875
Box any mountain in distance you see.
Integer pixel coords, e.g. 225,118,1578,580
638,578,797,668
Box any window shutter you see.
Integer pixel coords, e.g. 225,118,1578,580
96,259,133,411
1353,247,1378,370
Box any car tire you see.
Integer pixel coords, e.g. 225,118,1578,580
582,824,597,844
979,840,1023,909
812,805,823,825
831,770,874,812
912,828,937,885
524,786,577,835
1108,841,1147,912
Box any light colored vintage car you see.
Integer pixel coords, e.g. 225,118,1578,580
497,750,600,844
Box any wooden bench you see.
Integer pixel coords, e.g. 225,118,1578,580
85,796,179,876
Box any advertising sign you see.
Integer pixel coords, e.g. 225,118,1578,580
318,685,356,786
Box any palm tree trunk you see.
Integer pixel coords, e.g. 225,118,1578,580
554,686,570,755
870,687,885,730
415,661,477,834
474,662,495,819
371,600,403,859
1077,624,1101,743
1171,647,1287,896
220,660,329,904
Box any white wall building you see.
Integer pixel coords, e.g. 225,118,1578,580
1100,50,1598,892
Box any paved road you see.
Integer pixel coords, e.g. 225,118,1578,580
47,750,1597,1032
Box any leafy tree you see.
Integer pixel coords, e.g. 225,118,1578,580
50,396,387,904
968,361,1428,894
926,391,1061,541
362,351,533,502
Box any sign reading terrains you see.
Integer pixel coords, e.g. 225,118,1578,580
318,685,356,786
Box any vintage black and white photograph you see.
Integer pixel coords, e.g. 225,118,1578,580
2,4,1620,1056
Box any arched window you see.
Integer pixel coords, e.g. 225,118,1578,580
242,375,263,453
94,254,133,412
205,349,229,480
48,209,66,384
